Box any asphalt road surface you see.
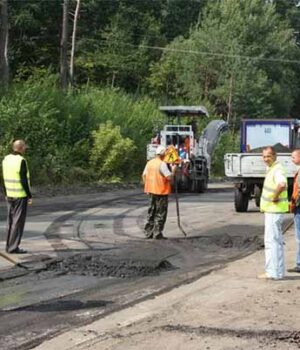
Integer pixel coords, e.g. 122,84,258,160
0,183,292,350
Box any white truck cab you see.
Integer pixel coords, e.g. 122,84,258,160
225,119,300,212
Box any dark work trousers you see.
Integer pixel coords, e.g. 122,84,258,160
144,194,168,238
5,197,28,253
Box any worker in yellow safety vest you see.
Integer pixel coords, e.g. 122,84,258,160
2,140,32,254
258,146,288,280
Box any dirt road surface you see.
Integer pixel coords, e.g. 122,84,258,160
0,183,298,350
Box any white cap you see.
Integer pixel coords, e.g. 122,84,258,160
156,145,166,155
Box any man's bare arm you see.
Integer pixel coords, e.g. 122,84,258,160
272,183,286,202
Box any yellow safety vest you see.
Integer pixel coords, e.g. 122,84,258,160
2,154,30,198
260,161,288,213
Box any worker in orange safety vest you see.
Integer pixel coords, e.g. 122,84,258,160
288,149,300,273
142,145,175,239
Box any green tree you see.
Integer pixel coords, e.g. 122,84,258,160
5,0,208,90
77,3,164,91
9,0,61,77
161,0,207,41
149,0,300,123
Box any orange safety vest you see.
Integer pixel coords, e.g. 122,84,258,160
184,137,190,153
144,158,171,195
292,170,300,203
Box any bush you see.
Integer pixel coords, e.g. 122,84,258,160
82,88,164,171
90,121,136,181
0,73,96,183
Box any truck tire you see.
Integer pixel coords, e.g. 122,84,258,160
254,186,261,208
234,188,249,212
197,178,207,193
181,176,190,192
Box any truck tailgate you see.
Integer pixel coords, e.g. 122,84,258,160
224,153,298,178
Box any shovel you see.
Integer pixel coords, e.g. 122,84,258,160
174,168,187,237
0,251,30,270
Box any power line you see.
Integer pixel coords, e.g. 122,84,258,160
92,39,300,65
122,42,300,65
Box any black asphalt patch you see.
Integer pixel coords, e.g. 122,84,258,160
172,233,264,250
45,252,174,278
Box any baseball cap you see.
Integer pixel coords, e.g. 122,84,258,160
156,145,166,155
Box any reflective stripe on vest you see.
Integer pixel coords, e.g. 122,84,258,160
260,161,288,213
144,158,171,195
2,154,30,198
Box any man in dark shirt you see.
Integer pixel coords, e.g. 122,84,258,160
2,140,32,254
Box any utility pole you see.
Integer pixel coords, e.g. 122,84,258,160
69,0,81,87
60,0,69,90
0,0,9,87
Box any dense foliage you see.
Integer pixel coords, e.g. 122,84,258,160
1,0,300,182
0,74,163,183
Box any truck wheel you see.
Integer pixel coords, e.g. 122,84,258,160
181,176,190,192
234,188,249,212
197,179,207,193
254,187,261,208
190,179,201,193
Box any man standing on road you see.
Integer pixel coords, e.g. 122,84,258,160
142,145,174,240
288,149,300,273
258,146,288,280
2,140,32,254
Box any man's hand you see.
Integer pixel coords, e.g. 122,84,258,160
171,164,177,174
289,202,296,213
28,198,33,205
272,182,286,203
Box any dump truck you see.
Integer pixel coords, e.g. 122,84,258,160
147,106,228,192
224,119,300,212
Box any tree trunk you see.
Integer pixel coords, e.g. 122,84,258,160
227,74,234,123
69,0,80,87
60,0,69,90
111,71,116,88
0,0,9,87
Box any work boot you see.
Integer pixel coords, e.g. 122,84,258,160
154,234,167,240
287,266,300,273
9,247,28,254
257,272,283,280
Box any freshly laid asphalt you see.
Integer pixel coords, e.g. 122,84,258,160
0,188,142,274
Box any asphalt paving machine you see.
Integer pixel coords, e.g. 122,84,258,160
147,106,228,193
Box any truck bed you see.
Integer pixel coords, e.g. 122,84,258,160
224,153,298,178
